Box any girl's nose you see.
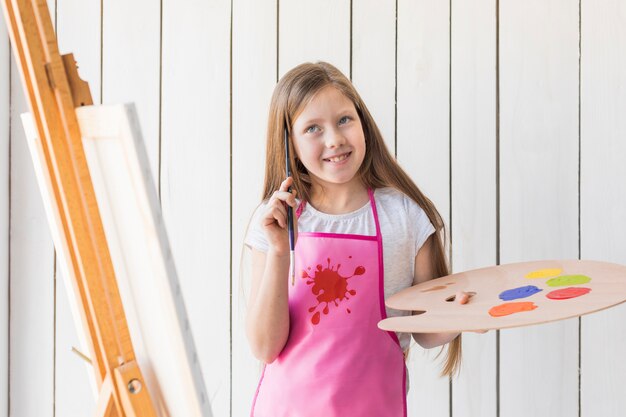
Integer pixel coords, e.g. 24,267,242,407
324,128,346,148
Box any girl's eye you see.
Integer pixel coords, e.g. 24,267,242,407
339,116,351,125
305,125,320,134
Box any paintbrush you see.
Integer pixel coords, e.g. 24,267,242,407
284,124,295,285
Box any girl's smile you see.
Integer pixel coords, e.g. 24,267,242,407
323,151,351,164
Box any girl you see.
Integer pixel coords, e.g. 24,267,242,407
244,61,473,416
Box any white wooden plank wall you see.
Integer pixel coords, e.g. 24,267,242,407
499,2,580,417
580,1,626,416
160,1,231,415
397,1,450,415
450,0,497,416
231,0,276,414
279,0,350,78
0,9,9,417
352,0,395,155
1,1,626,417
103,0,161,180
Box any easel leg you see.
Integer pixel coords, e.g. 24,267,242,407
95,374,120,417
114,361,159,417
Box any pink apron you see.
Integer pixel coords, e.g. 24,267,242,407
251,189,407,417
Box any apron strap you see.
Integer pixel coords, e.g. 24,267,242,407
367,188,382,238
295,200,306,219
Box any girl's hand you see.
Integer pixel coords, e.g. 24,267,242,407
261,177,298,255
456,291,488,334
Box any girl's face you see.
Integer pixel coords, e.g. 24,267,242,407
291,86,366,192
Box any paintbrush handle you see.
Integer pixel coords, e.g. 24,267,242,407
287,199,294,249
284,125,295,284
287,194,295,285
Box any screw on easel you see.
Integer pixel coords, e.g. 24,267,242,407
127,379,143,394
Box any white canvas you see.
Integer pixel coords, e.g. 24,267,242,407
21,104,212,417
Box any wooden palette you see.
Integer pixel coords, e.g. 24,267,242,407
378,259,626,333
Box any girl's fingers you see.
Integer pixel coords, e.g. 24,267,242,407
271,189,297,208
456,291,470,305
272,204,288,228
278,177,298,201
279,177,293,192
263,178,298,235
263,200,288,227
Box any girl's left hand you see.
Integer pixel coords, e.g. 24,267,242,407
455,291,488,334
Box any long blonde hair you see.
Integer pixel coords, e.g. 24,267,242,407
261,61,461,377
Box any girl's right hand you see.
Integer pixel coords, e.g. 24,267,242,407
261,177,298,255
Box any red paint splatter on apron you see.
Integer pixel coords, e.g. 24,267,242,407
302,257,365,325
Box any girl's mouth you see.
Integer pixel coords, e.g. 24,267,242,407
323,152,351,163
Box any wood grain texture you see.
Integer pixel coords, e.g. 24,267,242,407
9,48,55,417
102,0,160,179
231,0,277,414
11,0,159,414
3,1,626,415
381,260,626,332
160,0,231,414
397,1,450,416
397,0,450,218
54,0,101,413
11,0,140,386
352,0,395,154
279,0,350,77
57,0,100,103
0,8,9,417
449,0,497,416
499,1,580,416
7,2,60,414
580,2,626,416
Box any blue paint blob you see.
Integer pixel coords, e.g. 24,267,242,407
499,285,542,301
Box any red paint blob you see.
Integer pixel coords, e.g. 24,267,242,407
489,301,537,317
546,287,591,300
302,257,364,325
311,312,320,325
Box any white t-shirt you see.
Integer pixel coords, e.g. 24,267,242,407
244,187,436,350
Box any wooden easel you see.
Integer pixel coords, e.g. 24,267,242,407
1,0,158,416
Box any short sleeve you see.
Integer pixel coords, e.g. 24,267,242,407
404,195,436,253
415,210,436,252
244,202,269,252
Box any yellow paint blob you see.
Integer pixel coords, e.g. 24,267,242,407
524,268,562,279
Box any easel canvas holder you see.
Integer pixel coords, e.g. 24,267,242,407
2,0,211,415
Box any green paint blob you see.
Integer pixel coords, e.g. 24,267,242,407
546,275,591,287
